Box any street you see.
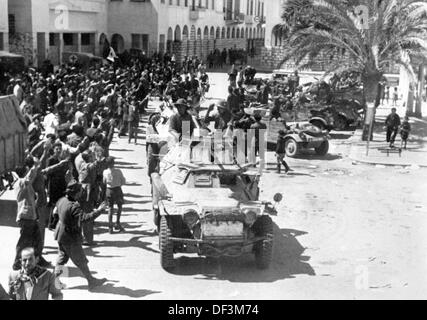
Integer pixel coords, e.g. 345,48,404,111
1,72,426,300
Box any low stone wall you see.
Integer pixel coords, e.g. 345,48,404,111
260,46,401,74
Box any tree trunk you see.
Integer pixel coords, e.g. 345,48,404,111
361,72,382,141
415,64,425,118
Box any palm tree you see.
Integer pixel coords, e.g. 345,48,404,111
278,0,427,138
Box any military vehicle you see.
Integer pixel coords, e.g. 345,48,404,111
151,141,282,271
242,104,330,157
271,70,364,131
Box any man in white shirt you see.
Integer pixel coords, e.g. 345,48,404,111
13,79,24,104
43,108,59,136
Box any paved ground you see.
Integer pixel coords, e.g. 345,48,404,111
0,73,426,300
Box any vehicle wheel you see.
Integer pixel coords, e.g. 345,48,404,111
311,120,325,131
253,216,274,270
160,216,175,271
315,141,329,156
335,116,348,131
285,139,299,158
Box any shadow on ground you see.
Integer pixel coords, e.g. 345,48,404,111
0,200,17,227
96,236,160,254
169,224,315,283
291,153,343,161
68,281,160,299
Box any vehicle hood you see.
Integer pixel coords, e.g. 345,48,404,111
176,189,240,209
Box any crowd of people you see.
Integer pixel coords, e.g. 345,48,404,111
0,52,218,299
206,48,250,69
5,47,416,299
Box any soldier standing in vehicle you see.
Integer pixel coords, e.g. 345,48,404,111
169,99,196,142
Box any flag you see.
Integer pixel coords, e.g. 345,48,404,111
107,47,118,62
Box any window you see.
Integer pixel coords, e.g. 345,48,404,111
142,34,149,53
8,15,16,35
63,33,74,46
81,33,91,46
132,34,141,49
49,33,56,46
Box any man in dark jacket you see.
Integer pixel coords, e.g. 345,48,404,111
53,182,107,291
385,108,401,147
276,130,291,174
8,247,63,300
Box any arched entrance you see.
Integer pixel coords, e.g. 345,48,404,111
99,33,108,57
111,34,124,54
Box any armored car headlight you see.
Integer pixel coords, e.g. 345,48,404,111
243,209,257,226
183,209,200,228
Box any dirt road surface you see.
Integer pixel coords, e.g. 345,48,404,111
0,73,426,300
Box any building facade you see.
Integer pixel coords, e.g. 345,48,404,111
1,0,267,66
6,0,108,65
0,0,8,51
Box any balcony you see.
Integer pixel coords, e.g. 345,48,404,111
245,15,253,24
190,7,206,20
225,11,244,25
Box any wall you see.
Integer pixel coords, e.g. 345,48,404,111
108,0,158,54
264,0,283,49
0,0,8,50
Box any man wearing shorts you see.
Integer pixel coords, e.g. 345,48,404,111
103,157,126,234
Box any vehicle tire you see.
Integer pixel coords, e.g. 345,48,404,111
311,120,325,131
285,139,299,158
335,115,348,131
253,216,274,270
315,141,329,156
160,216,175,271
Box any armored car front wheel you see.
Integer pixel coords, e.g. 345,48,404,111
160,216,175,271
253,216,274,270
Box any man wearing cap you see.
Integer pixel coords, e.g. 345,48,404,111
169,99,196,142
204,101,232,131
53,182,107,291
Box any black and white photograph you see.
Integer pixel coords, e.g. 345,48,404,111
0,0,426,302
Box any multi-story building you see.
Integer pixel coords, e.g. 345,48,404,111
1,0,267,66
6,0,108,65
0,0,8,51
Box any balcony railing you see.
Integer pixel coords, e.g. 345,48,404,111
224,10,244,24
190,7,206,20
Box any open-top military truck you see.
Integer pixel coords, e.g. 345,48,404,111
151,141,282,271
0,95,27,196
271,70,364,131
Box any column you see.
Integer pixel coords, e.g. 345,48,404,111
415,64,425,117
94,32,100,56
77,33,82,53
59,33,64,64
